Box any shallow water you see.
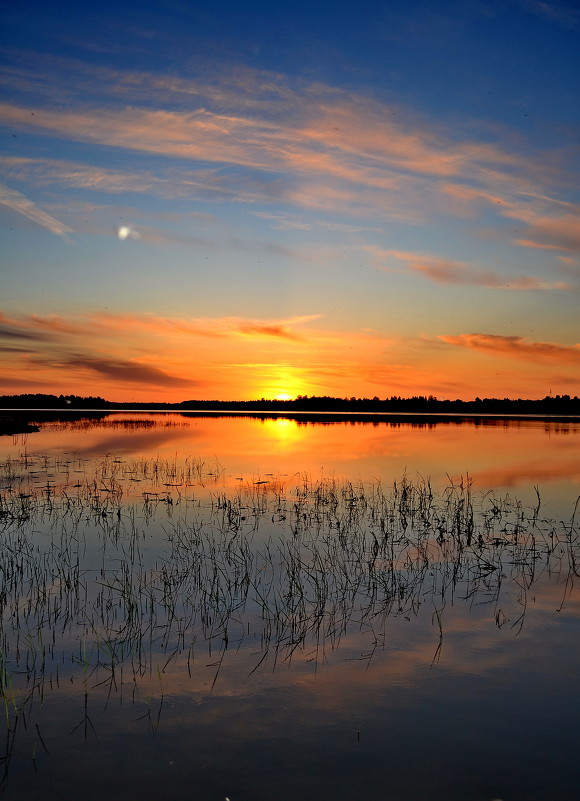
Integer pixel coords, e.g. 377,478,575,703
3,411,580,502
0,412,579,800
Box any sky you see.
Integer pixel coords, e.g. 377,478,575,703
1,0,579,402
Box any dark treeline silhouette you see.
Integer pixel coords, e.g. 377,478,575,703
1,392,579,415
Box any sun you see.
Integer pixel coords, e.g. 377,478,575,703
257,367,307,401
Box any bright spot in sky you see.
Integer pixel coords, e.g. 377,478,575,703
117,225,140,240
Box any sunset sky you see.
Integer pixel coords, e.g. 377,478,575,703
1,0,579,402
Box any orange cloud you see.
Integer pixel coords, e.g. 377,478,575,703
512,214,580,253
440,333,580,364
237,323,305,341
372,248,568,290
1,305,577,402
513,238,569,251
27,314,99,335
92,312,321,341
0,309,330,399
0,309,322,345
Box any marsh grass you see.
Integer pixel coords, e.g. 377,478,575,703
0,452,578,786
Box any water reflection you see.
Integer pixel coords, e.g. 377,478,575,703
2,412,579,504
1,417,580,799
1,450,579,799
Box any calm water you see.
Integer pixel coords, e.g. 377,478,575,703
1,412,579,800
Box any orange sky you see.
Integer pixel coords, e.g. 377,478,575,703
1,2,579,401
2,308,580,401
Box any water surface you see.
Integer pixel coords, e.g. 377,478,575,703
1,412,579,800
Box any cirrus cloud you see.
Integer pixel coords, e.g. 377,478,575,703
440,333,580,364
369,248,569,290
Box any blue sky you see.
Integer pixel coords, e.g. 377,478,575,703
1,0,579,400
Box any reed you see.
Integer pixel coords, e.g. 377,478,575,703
0,451,578,780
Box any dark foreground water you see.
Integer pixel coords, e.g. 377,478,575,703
0,412,579,800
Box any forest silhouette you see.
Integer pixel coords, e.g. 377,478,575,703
1,393,579,416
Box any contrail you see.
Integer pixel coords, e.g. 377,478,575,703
0,182,72,239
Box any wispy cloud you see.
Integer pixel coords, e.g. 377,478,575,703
0,155,262,206
236,323,306,341
64,357,194,387
26,314,94,335
510,213,580,253
0,57,567,229
0,156,163,194
252,210,378,233
0,181,72,238
369,248,569,290
0,95,537,194
0,322,44,341
0,308,323,346
92,312,322,342
440,333,580,363
0,311,105,341
513,239,568,250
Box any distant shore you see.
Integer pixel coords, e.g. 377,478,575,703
1,392,579,417
2,392,580,437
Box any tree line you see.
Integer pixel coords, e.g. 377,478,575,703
1,393,579,415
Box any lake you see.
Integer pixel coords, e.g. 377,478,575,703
1,412,579,800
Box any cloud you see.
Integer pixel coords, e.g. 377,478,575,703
511,214,580,253
440,333,580,364
27,315,94,335
252,211,313,231
236,323,306,342
372,248,569,290
1,96,525,193
0,310,105,340
440,182,580,256
252,210,379,233
64,357,195,387
0,322,44,340
0,155,259,208
0,59,563,229
92,311,321,342
0,181,72,238
513,239,568,251
0,155,164,194
0,309,322,346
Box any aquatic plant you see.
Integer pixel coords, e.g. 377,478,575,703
0,452,578,788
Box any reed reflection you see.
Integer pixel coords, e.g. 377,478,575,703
1,450,579,800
